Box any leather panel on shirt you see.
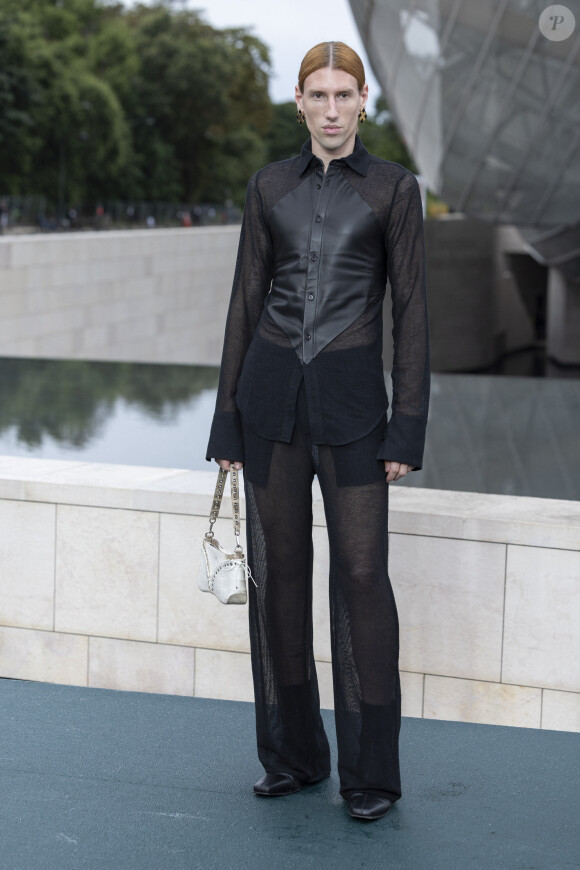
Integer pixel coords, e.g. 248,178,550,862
265,168,386,365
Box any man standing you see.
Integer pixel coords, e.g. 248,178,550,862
207,41,430,821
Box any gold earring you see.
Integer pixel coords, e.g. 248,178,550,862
358,107,367,123
296,108,305,125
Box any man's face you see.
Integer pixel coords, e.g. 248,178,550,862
296,67,368,164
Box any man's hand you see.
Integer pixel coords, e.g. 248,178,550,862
384,460,414,483
215,459,244,471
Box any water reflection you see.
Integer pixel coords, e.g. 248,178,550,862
397,373,580,501
0,357,219,468
0,358,578,500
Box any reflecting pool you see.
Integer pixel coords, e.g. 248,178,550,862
412,373,580,502
0,358,219,471
0,357,578,501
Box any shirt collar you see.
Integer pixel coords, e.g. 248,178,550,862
298,134,370,177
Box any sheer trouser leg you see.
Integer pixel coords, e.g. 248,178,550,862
317,447,402,802
245,427,331,783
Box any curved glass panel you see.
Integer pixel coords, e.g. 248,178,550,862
349,0,580,228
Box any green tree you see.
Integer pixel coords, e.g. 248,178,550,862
0,0,273,208
0,0,132,204
358,96,417,170
123,4,272,204
264,102,309,165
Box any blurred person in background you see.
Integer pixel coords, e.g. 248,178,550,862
0,199,9,234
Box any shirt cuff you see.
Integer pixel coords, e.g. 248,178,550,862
205,410,245,463
376,412,428,471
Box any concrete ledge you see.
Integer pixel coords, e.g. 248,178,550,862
1,455,578,547
0,455,579,732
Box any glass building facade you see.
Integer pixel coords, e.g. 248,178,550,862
349,0,580,276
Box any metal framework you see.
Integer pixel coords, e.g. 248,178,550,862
349,0,580,272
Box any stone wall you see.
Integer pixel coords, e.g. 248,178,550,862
1,222,543,371
0,455,578,732
0,228,238,365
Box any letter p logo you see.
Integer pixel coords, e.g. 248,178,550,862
539,5,576,41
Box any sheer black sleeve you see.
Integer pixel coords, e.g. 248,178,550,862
378,171,430,470
206,172,274,462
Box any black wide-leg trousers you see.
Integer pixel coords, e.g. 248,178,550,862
242,381,402,803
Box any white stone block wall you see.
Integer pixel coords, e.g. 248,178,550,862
0,455,578,733
0,228,239,365
1,223,545,371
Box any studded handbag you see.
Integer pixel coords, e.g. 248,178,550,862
198,466,256,604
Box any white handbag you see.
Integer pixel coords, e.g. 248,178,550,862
198,466,256,605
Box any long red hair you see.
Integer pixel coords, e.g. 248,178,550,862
298,42,366,93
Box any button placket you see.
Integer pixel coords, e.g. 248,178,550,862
303,169,336,364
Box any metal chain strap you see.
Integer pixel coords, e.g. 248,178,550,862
230,466,241,540
206,465,243,552
208,467,228,534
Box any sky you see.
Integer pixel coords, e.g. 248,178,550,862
176,0,382,108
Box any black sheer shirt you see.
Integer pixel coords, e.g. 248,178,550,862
206,135,430,470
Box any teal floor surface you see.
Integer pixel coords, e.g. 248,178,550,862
0,679,578,869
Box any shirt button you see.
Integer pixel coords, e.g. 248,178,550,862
315,215,322,222
316,183,321,189
308,293,314,300
310,253,317,262
305,333,311,341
